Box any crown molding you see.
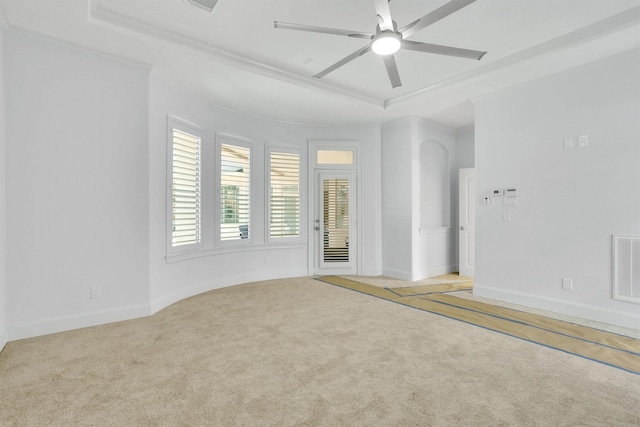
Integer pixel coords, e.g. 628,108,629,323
89,0,383,109
5,27,153,73
148,69,382,128
385,6,640,109
0,3,8,31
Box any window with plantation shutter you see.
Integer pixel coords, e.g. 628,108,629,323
219,140,251,241
167,118,203,252
269,150,300,239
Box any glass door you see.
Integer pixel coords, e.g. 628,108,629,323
314,170,356,275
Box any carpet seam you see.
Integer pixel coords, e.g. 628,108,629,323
417,295,640,357
314,276,640,375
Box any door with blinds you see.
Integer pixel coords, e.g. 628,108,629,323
314,170,357,275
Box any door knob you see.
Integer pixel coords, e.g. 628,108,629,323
460,226,465,230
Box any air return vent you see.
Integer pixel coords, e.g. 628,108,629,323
613,235,640,304
186,0,218,12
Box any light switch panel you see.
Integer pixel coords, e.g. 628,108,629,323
578,135,588,148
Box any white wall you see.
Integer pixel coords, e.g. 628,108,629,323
148,73,382,313
381,119,414,279
456,125,475,169
414,120,457,279
381,118,457,280
0,26,7,352
5,34,151,339
474,49,640,329
1,32,383,340
0,32,382,341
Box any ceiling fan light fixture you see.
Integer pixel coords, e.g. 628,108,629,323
371,31,401,55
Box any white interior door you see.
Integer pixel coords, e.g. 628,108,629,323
314,170,357,275
459,168,476,277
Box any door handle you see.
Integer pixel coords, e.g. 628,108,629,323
314,226,320,231
460,226,465,230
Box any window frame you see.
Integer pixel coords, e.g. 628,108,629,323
266,147,303,243
166,116,204,256
215,133,253,246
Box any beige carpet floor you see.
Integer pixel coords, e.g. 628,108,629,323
1,276,639,426
317,276,640,374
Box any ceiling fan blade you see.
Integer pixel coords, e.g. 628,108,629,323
400,0,476,39
373,0,394,31
313,44,372,79
382,55,402,88
274,22,372,39
402,40,486,60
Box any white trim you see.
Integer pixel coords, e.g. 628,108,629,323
265,146,304,244
215,133,254,246
381,268,413,281
612,234,640,304
386,7,640,108
0,3,8,31
89,1,381,108
7,303,151,342
0,328,7,354
310,141,361,170
419,227,452,235
165,242,305,264
474,283,640,331
148,70,380,128
5,266,310,342
149,269,309,315
5,27,151,72
166,116,204,256
308,140,363,277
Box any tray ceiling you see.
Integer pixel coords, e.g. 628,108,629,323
1,0,639,126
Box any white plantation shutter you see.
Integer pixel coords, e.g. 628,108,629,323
269,151,300,238
323,177,350,262
220,143,251,241
171,128,202,247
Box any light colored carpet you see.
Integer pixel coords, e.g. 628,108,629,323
1,276,639,426
317,276,640,374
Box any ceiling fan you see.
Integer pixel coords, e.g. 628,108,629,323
274,0,487,88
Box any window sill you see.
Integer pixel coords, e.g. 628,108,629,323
165,241,306,264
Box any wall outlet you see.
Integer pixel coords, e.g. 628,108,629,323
561,278,573,290
91,286,101,299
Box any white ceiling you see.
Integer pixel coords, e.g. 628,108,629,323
1,0,639,127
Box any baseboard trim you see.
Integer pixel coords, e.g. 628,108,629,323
419,265,458,281
149,268,309,315
474,284,640,331
381,268,413,281
6,269,311,342
7,303,151,342
0,327,8,353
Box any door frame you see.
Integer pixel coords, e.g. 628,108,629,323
308,140,362,276
315,170,357,274
458,167,476,277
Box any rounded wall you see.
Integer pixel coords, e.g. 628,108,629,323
148,73,382,313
